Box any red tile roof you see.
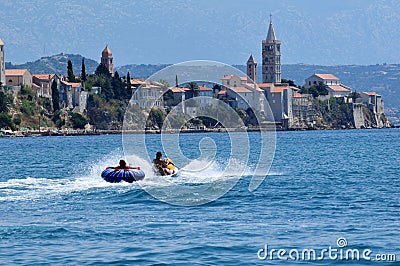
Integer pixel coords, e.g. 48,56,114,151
170,87,188,93
221,75,234,80
257,83,274,89
363,91,381,96
229,87,252,93
33,74,55,80
270,87,287,93
315,74,340,80
61,80,82,88
327,85,351,92
197,86,212,91
5,69,30,76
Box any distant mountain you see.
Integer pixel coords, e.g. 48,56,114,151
5,53,99,76
115,64,171,79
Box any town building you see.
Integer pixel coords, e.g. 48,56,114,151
131,81,165,109
358,92,384,115
59,80,87,113
259,83,294,127
262,18,281,84
0,38,5,87
101,45,114,76
5,69,32,87
32,73,59,98
304,73,351,98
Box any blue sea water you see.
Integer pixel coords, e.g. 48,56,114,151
0,129,399,265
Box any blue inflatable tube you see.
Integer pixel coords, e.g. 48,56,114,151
101,168,145,183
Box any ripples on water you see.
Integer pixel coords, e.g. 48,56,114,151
0,130,399,265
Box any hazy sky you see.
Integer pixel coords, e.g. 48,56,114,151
0,0,399,66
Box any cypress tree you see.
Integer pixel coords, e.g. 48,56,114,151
51,80,60,112
67,60,76,82
127,71,131,93
81,58,87,82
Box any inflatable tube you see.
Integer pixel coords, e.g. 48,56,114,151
101,168,145,183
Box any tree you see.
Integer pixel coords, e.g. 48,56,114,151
300,82,328,98
70,112,88,129
95,63,111,77
112,71,126,100
0,91,13,112
281,78,296,86
0,113,14,129
67,60,76,82
81,58,87,82
187,81,198,98
51,80,60,112
126,71,131,93
148,108,165,129
349,91,361,102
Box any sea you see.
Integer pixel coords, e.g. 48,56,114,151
0,129,399,265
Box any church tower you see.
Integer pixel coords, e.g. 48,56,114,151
247,54,257,83
101,45,114,76
262,17,281,84
0,38,5,87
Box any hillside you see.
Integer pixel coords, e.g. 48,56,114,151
5,53,99,76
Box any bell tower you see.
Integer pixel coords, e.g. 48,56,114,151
247,54,257,83
101,45,114,76
262,17,281,84
0,38,5,87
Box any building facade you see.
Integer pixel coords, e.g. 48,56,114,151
0,38,5,87
5,69,32,87
101,45,114,76
32,73,59,98
262,19,281,84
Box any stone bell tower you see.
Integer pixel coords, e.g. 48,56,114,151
101,45,114,76
262,17,281,84
247,54,258,83
0,38,5,87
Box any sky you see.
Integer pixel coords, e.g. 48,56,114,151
0,0,399,66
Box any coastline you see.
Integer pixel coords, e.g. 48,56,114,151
1,125,398,138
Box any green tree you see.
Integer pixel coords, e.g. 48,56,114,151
70,112,88,129
112,71,125,100
51,80,60,112
349,91,361,102
95,63,111,77
0,91,13,112
187,81,198,98
81,57,87,82
126,71,132,93
281,78,296,86
148,108,165,129
0,113,14,129
67,60,76,82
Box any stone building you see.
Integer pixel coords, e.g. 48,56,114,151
32,74,59,98
304,73,351,98
247,54,257,83
101,45,114,76
5,69,32,87
262,19,281,84
59,80,87,113
0,38,5,87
